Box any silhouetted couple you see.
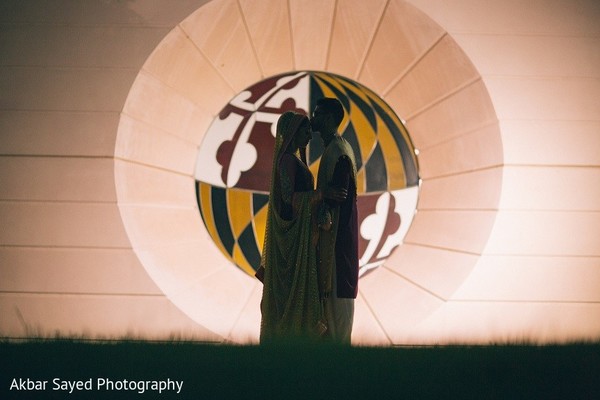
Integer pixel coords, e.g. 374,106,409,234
258,98,358,344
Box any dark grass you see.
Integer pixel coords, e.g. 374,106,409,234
1,339,599,399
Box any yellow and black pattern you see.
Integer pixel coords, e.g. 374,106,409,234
196,182,268,276
309,71,418,193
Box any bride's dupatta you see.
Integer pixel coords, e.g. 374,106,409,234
259,112,325,342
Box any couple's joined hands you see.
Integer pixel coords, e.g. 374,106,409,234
322,185,347,202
